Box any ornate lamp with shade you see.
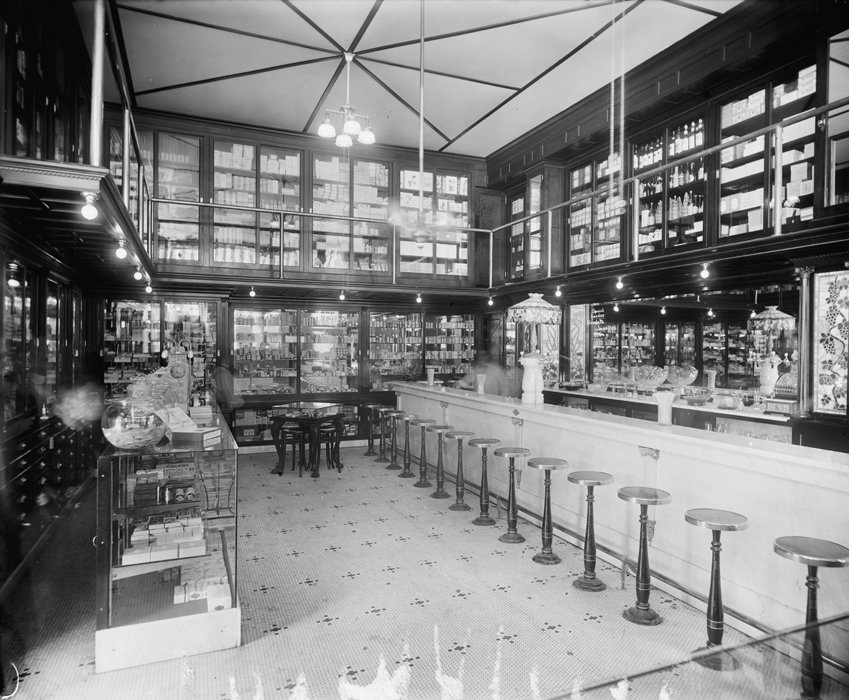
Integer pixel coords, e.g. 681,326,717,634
750,305,796,396
507,293,561,405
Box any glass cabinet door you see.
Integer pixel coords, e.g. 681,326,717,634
232,308,300,398
508,192,525,280
568,164,592,267
44,280,59,404
300,310,359,393
435,172,470,277
719,89,767,239
259,146,301,268
424,314,475,378
156,133,201,262
634,135,665,257
621,322,654,375
312,155,351,269
3,263,26,421
594,153,624,264
665,117,706,247
102,301,161,398
352,159,390,272
664,321,696,366
591,316,619,380
109,127,154,236
164,302,218,398
398,168,434,274
213,140,257,265
528,173,542,272
368,311,423,386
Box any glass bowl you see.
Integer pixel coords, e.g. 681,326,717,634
665,365,699,388
101,399,168,450
715,392,741,410
634,365,669,389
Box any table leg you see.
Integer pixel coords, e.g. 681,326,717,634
623,504,662,625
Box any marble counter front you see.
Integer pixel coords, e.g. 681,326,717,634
390,382,849,663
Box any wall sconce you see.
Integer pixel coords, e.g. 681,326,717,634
700,263,710,279
249,286,256,298
6,262,21,288
416,292,422,304
80,192,99,220
133,266,143,281
615,276,624,290
115,240,128,259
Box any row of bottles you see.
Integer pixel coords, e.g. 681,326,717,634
668,119,704,156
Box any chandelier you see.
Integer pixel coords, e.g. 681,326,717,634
317,53,375,148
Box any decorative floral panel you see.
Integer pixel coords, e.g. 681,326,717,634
814,270,849,414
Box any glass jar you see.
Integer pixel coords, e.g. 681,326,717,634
101,398,168,450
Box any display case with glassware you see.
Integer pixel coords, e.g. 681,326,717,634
102,301,162,398
368,312,423,386
300,309,359,393
424,313,475,377
156,133,201,262
231,307,300,400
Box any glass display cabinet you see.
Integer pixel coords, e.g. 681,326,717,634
352,158,391,272
424,313,475,378
95,415,239,672
260,145,302,268
568,164,593,267
702,318,750,389
156,132,201,262
663,320,696,367
300,309,359,393
621,321,655,375
231,307,300,398
508,191,525,280
633,133,665,257
368,311,423,387
164,301,218,399
594,152,625,264
102,300,162,398
312,154,351,269
665,116,706,248
213,139,258,265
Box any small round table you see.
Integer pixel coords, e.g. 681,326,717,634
685,508,748,670
618,486,671,625
569,471,613,589
271,402,344,478
527,457,568,564
774,536,849,697
493,447,529,544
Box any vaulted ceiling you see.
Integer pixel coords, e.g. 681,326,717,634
74,0,746,159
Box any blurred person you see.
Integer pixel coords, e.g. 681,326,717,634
457,350,506,395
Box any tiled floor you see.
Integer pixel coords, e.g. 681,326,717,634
0,449,842,699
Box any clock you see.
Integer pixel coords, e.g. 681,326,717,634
169,362,188,379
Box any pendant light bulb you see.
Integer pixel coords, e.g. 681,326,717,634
133,266,143,281
81,192,99,220
339,290,346,301
613,303,619,312
416,293,422,304
615,276,624,290
700,263,710,279
707,308,715,318
249,286,256,298
6,262,20,288
317,114,336,139
660,306,667,315
145,283,152,294
555,285,562,298
115,240,128,259
750,308,756,319
488,296,494,306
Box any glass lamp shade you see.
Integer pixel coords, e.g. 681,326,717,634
751,305,795,332
317,118,336,138
506,293,561,325
357,127,375,144
335,132,353,148
343,116,362,136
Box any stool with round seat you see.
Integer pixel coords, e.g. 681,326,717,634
362,403,378,456
685,508,748,670
410,418,436,488
270,419,306,477
426,424,454,499
446,430,474,511
468,438,500,526
618,486,672,625
386,410,406,471
774,536,849,697
527,457,569,564
569,471,613,590
399,413,416,478
493,447,530,544
375,406,393,463
317,419,343,472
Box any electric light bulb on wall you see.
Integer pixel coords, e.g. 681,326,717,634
80,192,98,220
249,286,256,298
615,276,624,290
339,290,346,301
115,241,128,259
660,306,667,315
700,263,710,279
488,296,494,306
145,283,152,294
416,293,422,304
555,285,562,297
613,302,619,312
133,266,143,281
707,308,715,318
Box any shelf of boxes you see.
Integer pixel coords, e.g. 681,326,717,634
157,133,201,262
424,314,475,376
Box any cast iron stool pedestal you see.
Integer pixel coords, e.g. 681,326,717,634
363,403,378,456
385,410,405,470
375,406,392,463
774,536,849,698
569,471,613,590
493,447,530,544
446,430,474,511
618,486,671,625
685,508,748,671
527,457,569,564
410,418,436,488
426,424,454,499
399,414,416,478
468,438,500,525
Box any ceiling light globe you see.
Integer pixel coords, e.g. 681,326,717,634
145,284,152,294
343,118,362,136
357,127,375,145
488,297,494,306
318,118,336,139
7,277,20,289
133,269,143,281
700,264,710,279
335,133,353,148
115,244,128,259
81,202,98,220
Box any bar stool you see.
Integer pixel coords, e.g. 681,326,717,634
493,447,529,544
468,438,500,526
569,471,613,590
426,424,453,499
527,458,568,564
774,536,849,697
270,419,305,477
362,403,378,456
375,406,392,463
386,410,405,471
685,508,748,670
317,420,342,472
446,430,474,511
399,414,416,479
410,418,436,488
618,486,672,625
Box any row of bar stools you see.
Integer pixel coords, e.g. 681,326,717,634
493,447,529,544
411,418,435,488
427,424,454,499
526,458,568,564
375,406,392,463
399,414,416,478
468,438,499,526
386,410,405,471
446,430,474,512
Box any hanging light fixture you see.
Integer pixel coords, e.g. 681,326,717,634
6,262,21,288
317,53,375,148
145,282,152,294
249,286,256,298
80,192,99,220
416,292,422,304
707,308,715,318
339,290,346,301
555,285,562,298
660,306,667,315
615,276,624,290
488,295,494,306
412,0,429,252
115,240,128,259
613,302,620,312
133,266,143,281
700,262,710,279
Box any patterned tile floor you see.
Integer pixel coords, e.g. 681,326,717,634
0,449,838,699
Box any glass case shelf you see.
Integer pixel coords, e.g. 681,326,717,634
369,312,423,387
157,133,201,262
424,313,475,377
